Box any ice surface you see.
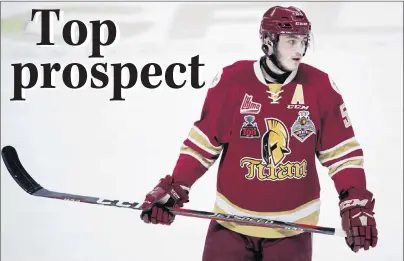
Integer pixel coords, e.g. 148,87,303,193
1,2,403,261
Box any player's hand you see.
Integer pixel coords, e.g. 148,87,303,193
339,187,378,252
140,175,189,225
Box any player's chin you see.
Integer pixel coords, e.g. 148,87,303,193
283,61,300,71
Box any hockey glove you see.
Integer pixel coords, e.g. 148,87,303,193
339,187,378,252
140,175,189,225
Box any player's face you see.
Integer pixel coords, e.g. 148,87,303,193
276,34,308,71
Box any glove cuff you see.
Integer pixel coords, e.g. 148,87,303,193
159,175,190,208
338,187,375,213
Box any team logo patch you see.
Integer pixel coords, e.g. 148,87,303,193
240,94,261,114
240,118,308,181
240,115,260,138
291,111,316,142
261,118,291,166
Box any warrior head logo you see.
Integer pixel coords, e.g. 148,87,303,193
262,118,291,166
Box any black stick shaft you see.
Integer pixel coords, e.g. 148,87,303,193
1,145,346,237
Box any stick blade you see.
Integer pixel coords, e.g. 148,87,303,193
2,145,43,194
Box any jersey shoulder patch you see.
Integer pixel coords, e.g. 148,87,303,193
208,60,253,89
327,74,340,94
209,69,223,89
299,63,342,97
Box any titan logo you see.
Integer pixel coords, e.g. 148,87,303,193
241,158,308,181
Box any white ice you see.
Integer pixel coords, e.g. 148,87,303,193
1,2,403,261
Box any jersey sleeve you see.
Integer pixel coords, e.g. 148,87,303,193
172,67,236,188
316,75,367,193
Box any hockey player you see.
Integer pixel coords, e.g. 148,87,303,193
139,5,378,261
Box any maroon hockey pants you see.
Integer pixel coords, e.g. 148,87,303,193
202,220,312,261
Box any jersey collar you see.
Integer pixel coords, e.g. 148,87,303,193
253,59,297,87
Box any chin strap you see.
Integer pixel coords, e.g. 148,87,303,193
260,55,291,84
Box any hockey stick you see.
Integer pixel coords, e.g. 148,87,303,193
1,145,346,237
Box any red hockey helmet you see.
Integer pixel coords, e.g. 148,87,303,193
259,6,311,55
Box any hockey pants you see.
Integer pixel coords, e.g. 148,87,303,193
202,220,312,261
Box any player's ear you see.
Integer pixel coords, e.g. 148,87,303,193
261,44,269,55
261,35,273,56
267,41,274,56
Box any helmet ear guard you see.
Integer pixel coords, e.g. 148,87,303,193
260,32,279,59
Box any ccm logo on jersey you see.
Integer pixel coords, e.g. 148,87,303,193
240,94,261,114
287,104,309,109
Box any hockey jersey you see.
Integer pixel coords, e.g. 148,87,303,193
171,59,367,238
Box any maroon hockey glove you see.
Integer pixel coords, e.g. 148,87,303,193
339,187,378,252
140,175,189,225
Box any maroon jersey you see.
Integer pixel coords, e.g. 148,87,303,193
172,60,367,238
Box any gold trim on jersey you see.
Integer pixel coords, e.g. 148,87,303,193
327,156,364,178
187,126,222,155
179,145,215,169
213,192,321,238
267,83,282,94
266,84,283,104
318,137,361,164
